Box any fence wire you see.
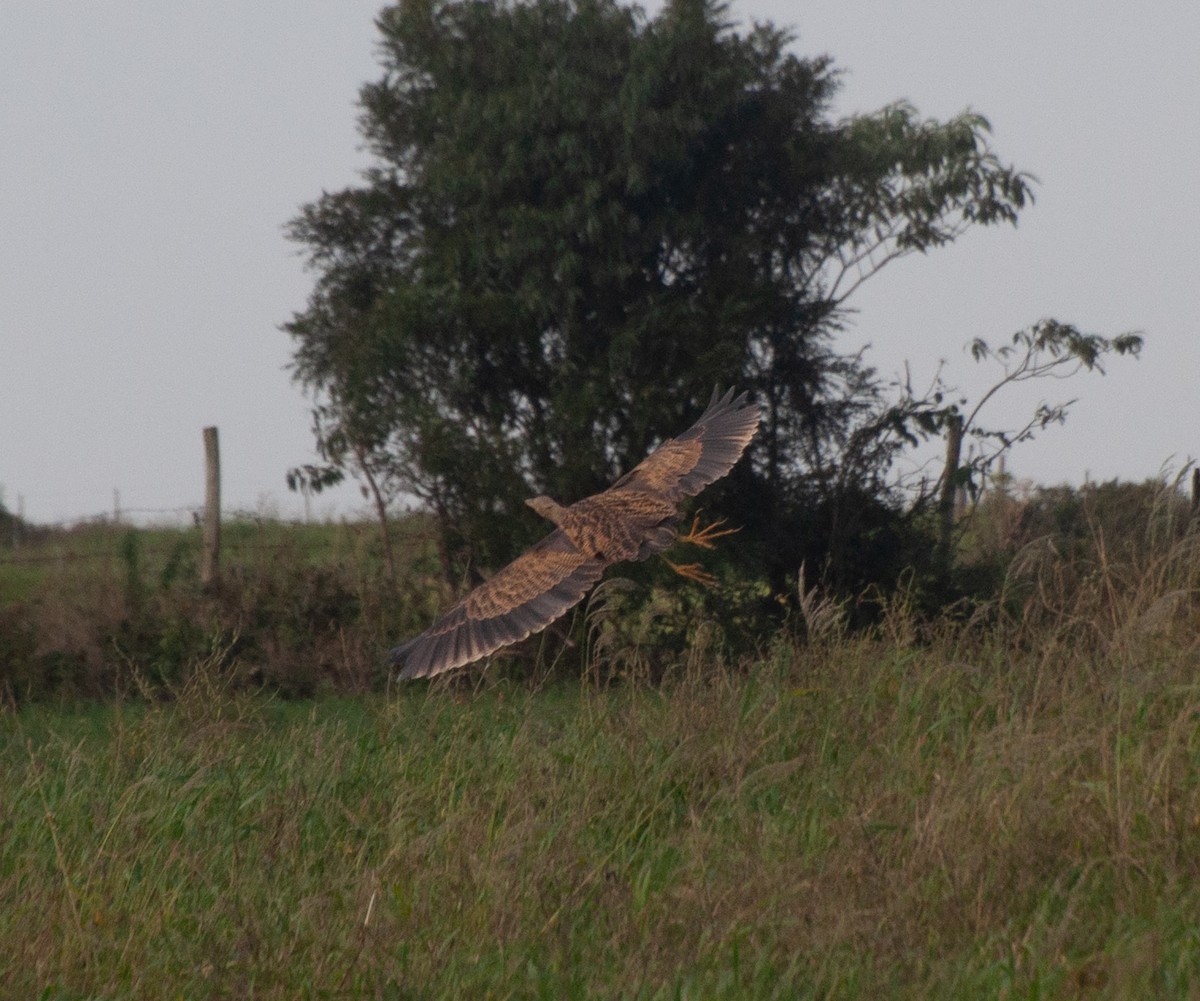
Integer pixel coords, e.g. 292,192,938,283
0,504,367,569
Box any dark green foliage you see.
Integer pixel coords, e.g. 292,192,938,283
0,604,37,698
975,477,1194,563
119,529,145,616
0,475,1193,704
285,0,1034,594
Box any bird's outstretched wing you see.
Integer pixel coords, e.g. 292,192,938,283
388,530,606,680
390,387,760,680
611,387,761,501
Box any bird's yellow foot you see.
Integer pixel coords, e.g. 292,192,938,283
676,512,740,550
665,558,718,587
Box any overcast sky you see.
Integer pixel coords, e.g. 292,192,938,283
3,2,1196,526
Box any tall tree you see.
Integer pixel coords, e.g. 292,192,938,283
285,0,1033,588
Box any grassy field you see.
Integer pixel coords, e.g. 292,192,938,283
5,608,1200,998
2,495,1199,998
0,516,442,701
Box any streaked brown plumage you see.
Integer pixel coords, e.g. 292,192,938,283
389,388,761,680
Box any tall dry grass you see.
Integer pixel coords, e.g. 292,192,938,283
3,496,1199,997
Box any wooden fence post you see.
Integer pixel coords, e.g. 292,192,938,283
1191,467,1200,523
201,426,221,589
937,414,964,569
12,495,23,550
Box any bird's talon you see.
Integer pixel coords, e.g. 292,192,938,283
676,512,740,549
666,559,718,587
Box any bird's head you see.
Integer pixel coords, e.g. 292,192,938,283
526,495,566,525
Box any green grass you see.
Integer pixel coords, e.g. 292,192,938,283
5,622,1200,999
3,501,1199,996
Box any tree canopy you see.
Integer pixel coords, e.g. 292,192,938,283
285,0,1037,591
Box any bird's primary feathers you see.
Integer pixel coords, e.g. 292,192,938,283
389,388,761,680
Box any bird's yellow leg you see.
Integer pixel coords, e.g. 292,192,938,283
675,512,740,550
665,513,741,586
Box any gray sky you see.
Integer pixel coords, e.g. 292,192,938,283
3,2,1196,526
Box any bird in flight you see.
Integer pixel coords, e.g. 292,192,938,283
389,388,761,680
